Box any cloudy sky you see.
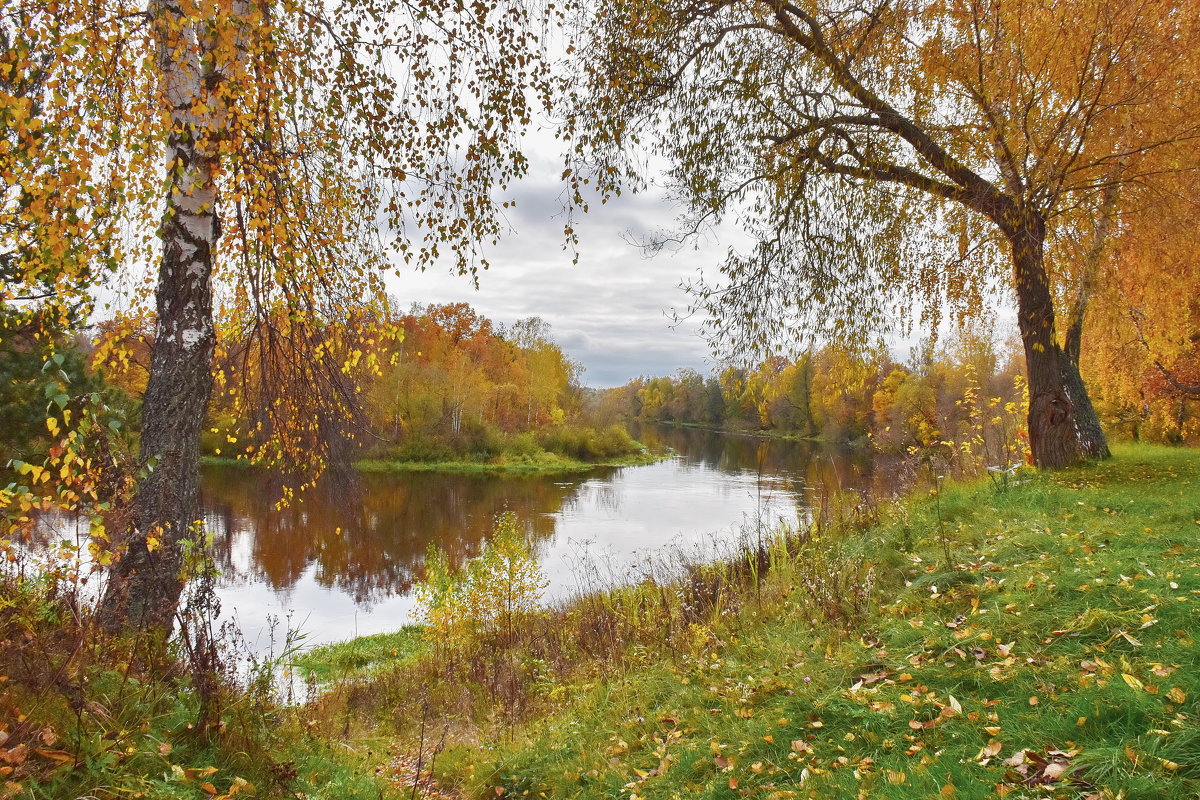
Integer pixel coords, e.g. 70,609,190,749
384,147,752,388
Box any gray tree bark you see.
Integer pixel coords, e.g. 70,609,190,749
98,0,243,631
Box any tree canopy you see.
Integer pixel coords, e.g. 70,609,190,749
566,0,1200,468
2,0,560,629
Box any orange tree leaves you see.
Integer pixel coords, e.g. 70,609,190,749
563,0,1200,465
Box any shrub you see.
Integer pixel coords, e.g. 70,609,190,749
415,512,548,657
537,424,639,461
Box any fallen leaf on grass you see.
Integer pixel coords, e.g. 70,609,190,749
978,741,1002,760
33,749,72,765
0,747,26,767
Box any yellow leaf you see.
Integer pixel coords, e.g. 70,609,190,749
1122,673,1145,691
34,748,72,764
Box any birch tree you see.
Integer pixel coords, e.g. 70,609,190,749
3,0,556,629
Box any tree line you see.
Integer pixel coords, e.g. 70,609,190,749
594,328,1030,471
599,331,1196,457
28,301,627,470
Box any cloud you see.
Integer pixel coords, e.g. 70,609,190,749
385,157,741,387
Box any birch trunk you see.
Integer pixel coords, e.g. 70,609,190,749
99,0,247,631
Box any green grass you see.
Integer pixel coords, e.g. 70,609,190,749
202,447,664,475
355,447,664,475
418,443,1200,799
658,419,825,442
294,625,428,683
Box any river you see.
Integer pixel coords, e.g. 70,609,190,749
197,424,902,650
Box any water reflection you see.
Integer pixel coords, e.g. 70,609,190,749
204,469,593,605
199,425,901,646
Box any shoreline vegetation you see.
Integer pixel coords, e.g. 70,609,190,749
297,443,1200,799
201,435,665,476
655,418,843,445
5,443,1199,799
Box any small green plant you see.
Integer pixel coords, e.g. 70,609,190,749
415,511,548,658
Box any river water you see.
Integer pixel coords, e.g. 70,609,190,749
197,425,900,649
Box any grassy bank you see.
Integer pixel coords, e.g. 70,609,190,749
203,429,665,476
319,443,1199,799
0,576,398,800
203,448,663,475
654,419,825,443
355,447,663,475
294,626,428,684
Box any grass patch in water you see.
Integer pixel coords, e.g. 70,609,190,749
203,447,664,475
294,625,428,684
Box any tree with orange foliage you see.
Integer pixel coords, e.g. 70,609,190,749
1082,168,1200,442
569,0,1200,468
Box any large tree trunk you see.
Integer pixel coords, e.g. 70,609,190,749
1008,213,1110,469
98,0,220,631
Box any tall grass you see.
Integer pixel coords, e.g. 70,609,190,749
0,541,395,799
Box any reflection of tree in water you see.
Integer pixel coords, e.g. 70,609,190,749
197,432,911,609
632,422,908,512
201,468,589,605
558,471,624,518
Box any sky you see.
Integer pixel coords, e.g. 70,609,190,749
382,147,751,388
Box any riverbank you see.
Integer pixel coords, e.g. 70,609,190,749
201,444,665,476
309,443,1200,798
356,447,664,474
660,418,815,440
650,417,867,446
